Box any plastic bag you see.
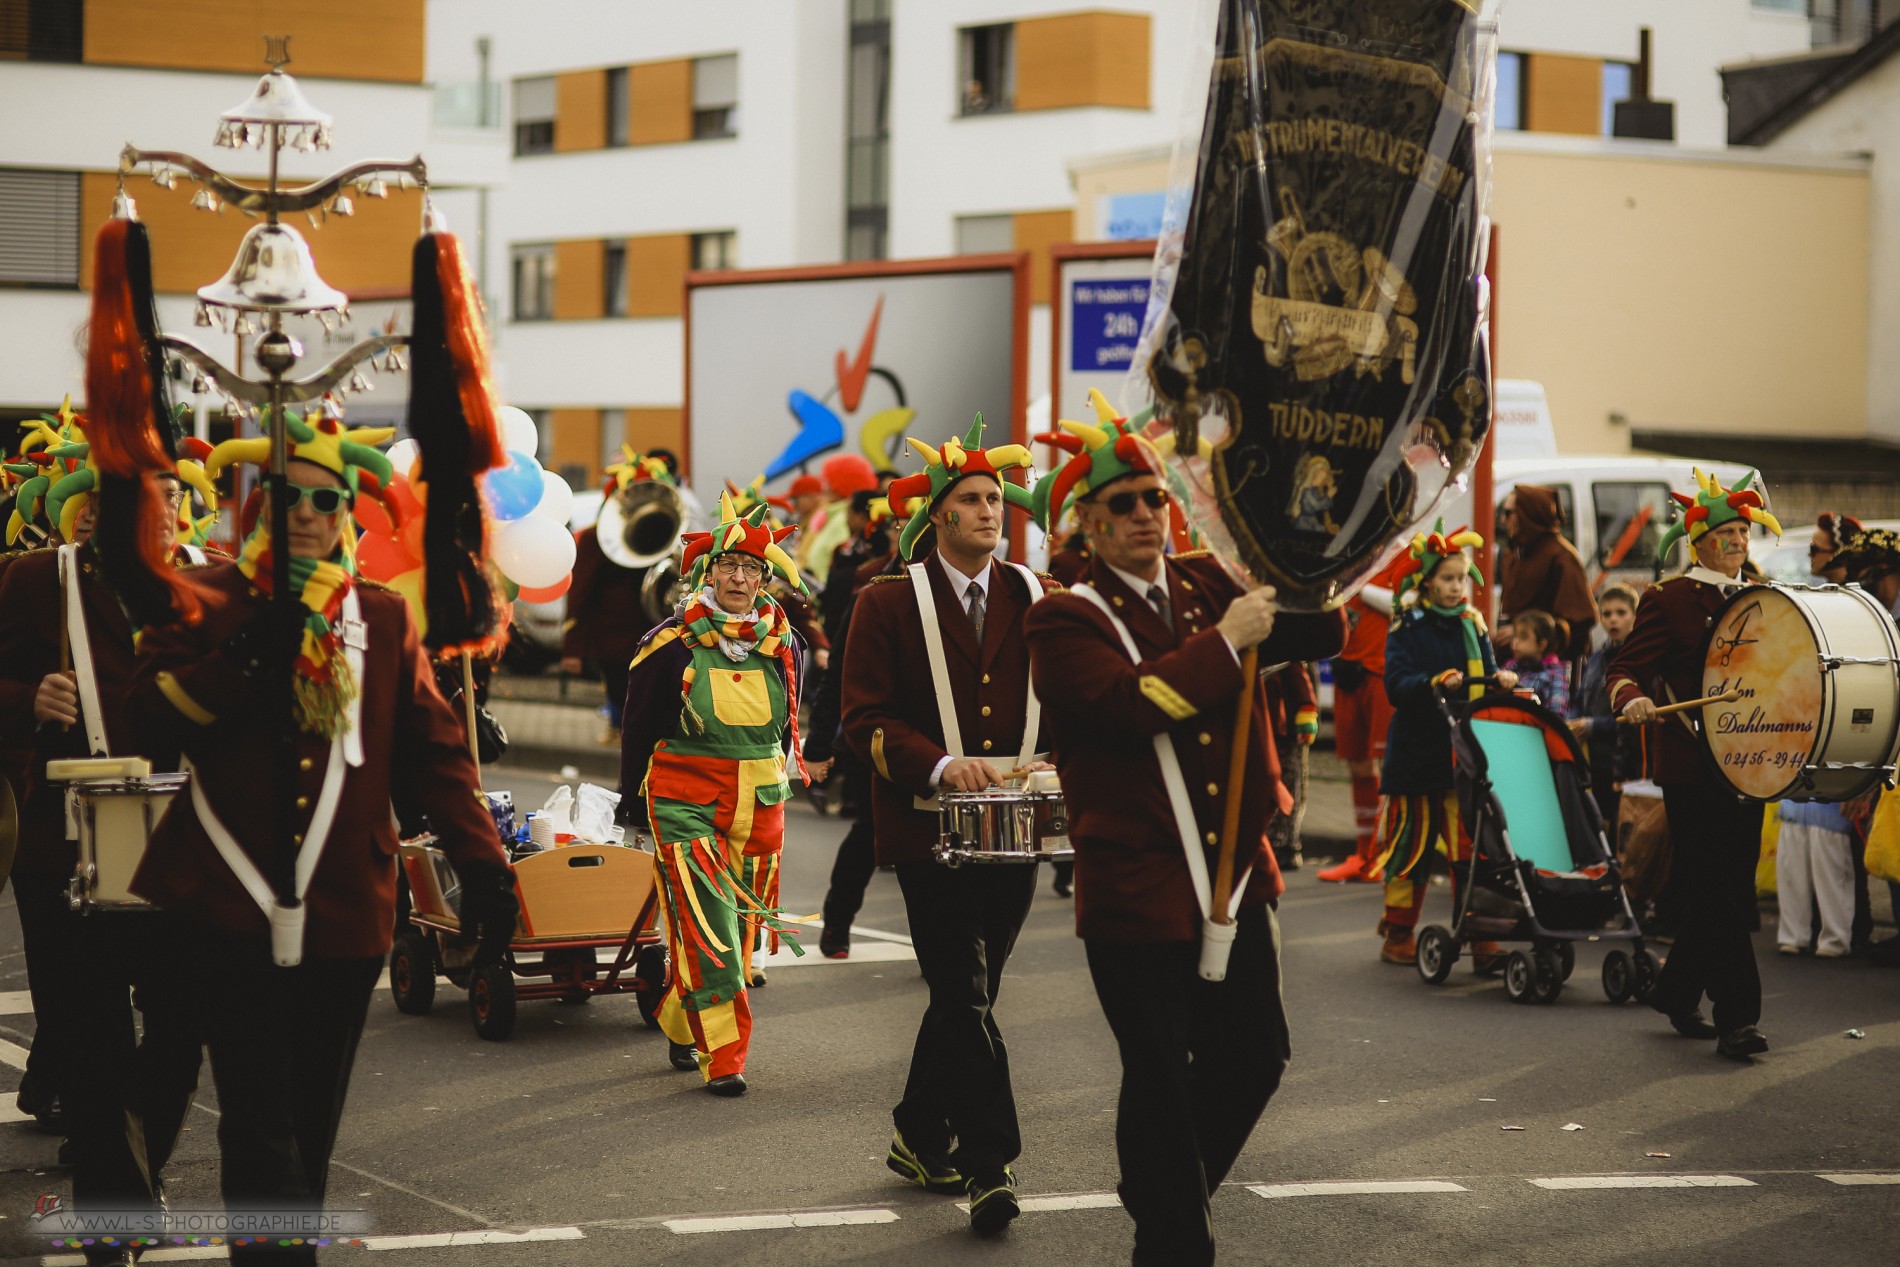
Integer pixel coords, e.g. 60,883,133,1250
575,783,624,845
538,785,577,836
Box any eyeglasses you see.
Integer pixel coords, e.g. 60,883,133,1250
1099,487,1169,516
268,479,353,516
712,556,765,578
160,488,188,508
1808,546,1831,557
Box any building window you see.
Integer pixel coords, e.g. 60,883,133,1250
1810,0,1878,48
1600,60,1635,136
693,54,739,139
606,67,630,147
959,24,1015,115
691,231,738,271
603,241,628,317
955,214,1013,255
511,245,556,321
846,4,891,261
600,408,627,474
0,168,81,287
513,76,556,155
1494,50,1526,132
0,0,83,61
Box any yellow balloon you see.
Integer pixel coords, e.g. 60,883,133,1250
388,566,428,640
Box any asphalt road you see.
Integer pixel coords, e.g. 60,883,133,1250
3,764,1899,1266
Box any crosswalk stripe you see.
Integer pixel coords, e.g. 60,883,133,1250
664,1208,898,1234
1816,1173,1900,1186
1530,1175,1754,1190
363,1227,584,1249
1250,1181,1468,1198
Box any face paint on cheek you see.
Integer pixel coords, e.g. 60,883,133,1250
949,512,959,526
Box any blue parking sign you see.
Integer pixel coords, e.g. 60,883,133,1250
1070,278,1150,373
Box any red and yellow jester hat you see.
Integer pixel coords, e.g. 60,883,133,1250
681,489,806,593
1656,468,1782,564
603,444,676,493
723,474,793,523
1391,519,1484,607
886,413,1034,560
1030,389,1211,532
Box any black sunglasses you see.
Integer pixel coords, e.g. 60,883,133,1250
1098,487,1169,516
268,478,353,516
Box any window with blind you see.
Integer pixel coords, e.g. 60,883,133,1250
691,231,737,271
693,55,738,139
0,0,84,62
511,244,556,320
0,168,81,287
514,76,556,155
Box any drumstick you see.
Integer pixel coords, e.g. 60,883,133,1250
1618,688,1743,724
1210,646,1260,925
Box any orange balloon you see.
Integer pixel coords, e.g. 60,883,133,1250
517,574,572,603
388,567,428,640
354,493,393,538
355,531,414,583
386,474,422,527
400,513,427,563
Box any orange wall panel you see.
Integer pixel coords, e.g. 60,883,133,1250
1013,210,1075,306
554,239,605,321
630,59,693,146
1014,11,1151,113
1526,53,1601,136
623,408,685,461
626,233,691,318
556,69,608,153
80,172,417,298
83,0,424,82
549,409,603,485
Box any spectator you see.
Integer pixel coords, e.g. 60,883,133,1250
1496,484,1596,661
1776,796,1856,958
1570,582,1641,826
1505,609,1570,719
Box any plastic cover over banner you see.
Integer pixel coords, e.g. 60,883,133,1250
1129,0,1501,611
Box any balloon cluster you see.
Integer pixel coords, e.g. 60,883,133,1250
352,405,578,629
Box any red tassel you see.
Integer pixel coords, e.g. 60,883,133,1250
432,234,504,474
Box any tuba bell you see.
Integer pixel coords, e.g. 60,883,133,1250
597,480,686,571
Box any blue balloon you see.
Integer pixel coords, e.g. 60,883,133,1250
485,450,544,521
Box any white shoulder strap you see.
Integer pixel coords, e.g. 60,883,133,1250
1003,562,1045,768
60,545,109,757
1071,581,1247,922
908,562,965,763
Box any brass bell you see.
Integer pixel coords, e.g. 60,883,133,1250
197,222,346,314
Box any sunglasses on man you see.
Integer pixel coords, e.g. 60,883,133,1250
1095,487,1169,516
267,478,354,516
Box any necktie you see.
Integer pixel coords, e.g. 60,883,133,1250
967,580,986,642
1147,583,1172,630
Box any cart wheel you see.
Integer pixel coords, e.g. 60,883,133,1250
1556,942,1576,982
1631,948,1663,1004
1533,948,1564,1004
1415,925,1458,985
1503,950,1539,1004
389,931,436,1016
635,944,669,1030
469,963,517,1041
1601,950,1635,1004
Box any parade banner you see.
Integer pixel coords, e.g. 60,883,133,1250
1140,0,1499,609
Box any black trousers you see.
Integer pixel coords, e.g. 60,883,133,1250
16,875,202,1216
183,926,382,1264
892,861,1037,1177
13,873,75,1114
1655,782,1765,1032
821,765,877,945
1085,905,1290,1267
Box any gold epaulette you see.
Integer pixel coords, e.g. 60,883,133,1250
868,571,911,585
1171,549,1214,561
628,623,682,671
356,576,393,592
1033,570,1064,592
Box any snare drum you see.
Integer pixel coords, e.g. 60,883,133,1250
68,775,185,911
1701,583,1900,802
934,788,1072,866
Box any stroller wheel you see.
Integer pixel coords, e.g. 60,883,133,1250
1533,948,1564,1003
1602,950,1635,1004
1504,951,1539,1004
1416,926,1458,985
1556,942,1576,983
1631,948,1663,1003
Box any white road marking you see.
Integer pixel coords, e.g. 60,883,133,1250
0,1036,29,1071
760,940,915,966
1530,1175,1755,1190
0,989,35,1015
46,1249,226,1264
1019,1193,1124,1212
1817,1173,1900,1186
844,924,914,947
364,1227,584,1249
1250,1181,1468,1199
1,1102,36,1124
664,1208,899,1234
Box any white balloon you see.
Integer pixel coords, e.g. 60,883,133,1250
492,514,576,589
496,406,540,458
530,468,574,524
386,438,421,479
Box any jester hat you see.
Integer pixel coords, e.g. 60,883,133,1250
7,398,92,544
1391,519,1484,607
886,413,1034,560
724,475,793,522
681,489,806,593
1030,389,1212,531
1657,468,1782,563
603,444,676,493
205,409,397,507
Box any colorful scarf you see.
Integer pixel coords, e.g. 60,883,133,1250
1425,602,1488,702
238,527,358,738
676,587,807,784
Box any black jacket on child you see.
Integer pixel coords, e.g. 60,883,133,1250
1379,604,1499,796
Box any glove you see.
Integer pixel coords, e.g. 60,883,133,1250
455,861,519,970
1294,706,1319,746
223,596,309,678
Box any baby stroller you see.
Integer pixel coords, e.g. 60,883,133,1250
1414,678,1659,1005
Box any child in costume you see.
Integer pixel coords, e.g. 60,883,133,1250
1374,523,1517,965
1570,582,1641,826
1505,608,1570,719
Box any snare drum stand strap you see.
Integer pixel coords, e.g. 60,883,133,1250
59,545,110,758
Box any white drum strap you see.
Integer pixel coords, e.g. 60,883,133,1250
182,588,364,959
59,545,110,758
907,562,1048,807
1071,582,1248,922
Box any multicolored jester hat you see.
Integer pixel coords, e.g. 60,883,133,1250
1030,388,1207,533
885,414,1033,560
680,490,805,592
1656,468,1782,563
1390,519,1484,606
4,398,218,546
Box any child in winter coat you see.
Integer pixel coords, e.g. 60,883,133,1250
1570,583,1641,826
1375,523,1518,965
1506,609,1571,719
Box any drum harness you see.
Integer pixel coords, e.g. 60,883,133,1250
908,561,1045,812
1069,580,1251,928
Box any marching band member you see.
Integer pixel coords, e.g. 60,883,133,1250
1022,402,1344,1267
619,492,807,1096
126,414,519,1258
840,417,1052,1235
1609,469,1781,1061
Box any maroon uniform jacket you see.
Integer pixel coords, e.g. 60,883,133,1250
0,545,144,881
561,526,647,667
841,552,1054,866
128,564,507,959
1606,573,1735,787
1024,553,1345,942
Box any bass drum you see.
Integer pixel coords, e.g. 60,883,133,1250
1700,583,1900,802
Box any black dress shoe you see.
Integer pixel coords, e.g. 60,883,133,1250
1661,1008,1719,1039
706,1073,747,1097
967,1170,1020,1235
668,1040,700,1072
1716,1026,1769,1061
887,1131,964,1195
